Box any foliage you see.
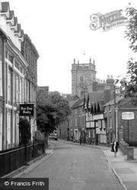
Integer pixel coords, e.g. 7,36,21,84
36,91,71,134
124,7,137,103
126,7,137,52
19,118,31,145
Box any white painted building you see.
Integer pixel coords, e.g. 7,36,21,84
0,2,39,150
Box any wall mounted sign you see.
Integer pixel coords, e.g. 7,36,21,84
19,104,34,117
122,112,134,120
90,9,128,31
93,114,104,120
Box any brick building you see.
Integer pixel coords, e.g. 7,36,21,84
0,2,39,150
104,97,137,146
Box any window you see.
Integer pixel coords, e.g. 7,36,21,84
21,78,24,103
7,110,11,148
15,61,19,70
5,50,8,58
19,78,21,103
26,80,30,102
13,72,16,104
80,76,84,82
9,54,14,63
12,111,15,145
16,75,19,103
0,111,3,150
0,39,2,96
15,113,19,145
0,60,2,96
7,67,12,103
24,79,26,102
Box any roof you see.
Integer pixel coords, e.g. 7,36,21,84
104,96,123,107
71,98,84,109
89,91,104,104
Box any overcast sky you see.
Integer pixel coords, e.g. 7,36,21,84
7,0,137,93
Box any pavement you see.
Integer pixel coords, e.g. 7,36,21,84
2,143,55,178
101,146,137,190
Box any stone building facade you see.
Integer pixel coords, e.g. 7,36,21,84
71,58,96,98
0,2,39,150
71,58,115,99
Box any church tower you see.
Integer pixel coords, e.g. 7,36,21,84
71,58,96,98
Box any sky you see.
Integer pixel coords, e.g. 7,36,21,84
6,0,137,94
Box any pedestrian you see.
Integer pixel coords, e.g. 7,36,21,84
79,135,82,145
111,139,119,157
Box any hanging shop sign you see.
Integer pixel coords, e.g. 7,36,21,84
19,104,34,117
122,112,134,120
90,9,128,31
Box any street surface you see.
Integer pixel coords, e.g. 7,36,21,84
19,140,124,190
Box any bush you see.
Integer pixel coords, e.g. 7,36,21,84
19,118,31,145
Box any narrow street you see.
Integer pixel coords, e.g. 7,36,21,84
18,140,124,190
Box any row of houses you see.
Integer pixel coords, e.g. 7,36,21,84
0,2,39,150
59,82,137,146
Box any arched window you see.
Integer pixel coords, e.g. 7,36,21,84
80,76,83,82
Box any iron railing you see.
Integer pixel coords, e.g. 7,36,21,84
0,142,45,177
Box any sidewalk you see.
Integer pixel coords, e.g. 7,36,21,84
102,147,137,190
2,143,55,178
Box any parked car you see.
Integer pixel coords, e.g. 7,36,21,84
49,131,58,140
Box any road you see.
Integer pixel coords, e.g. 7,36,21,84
19,140,124,190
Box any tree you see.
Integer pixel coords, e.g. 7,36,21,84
123,7,137,102
126,7,137,52
19,118,31,145
36,91,71,134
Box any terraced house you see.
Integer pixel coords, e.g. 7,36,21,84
0,2,39,150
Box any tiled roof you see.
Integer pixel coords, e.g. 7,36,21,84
71,98,84,109
89,91,104,104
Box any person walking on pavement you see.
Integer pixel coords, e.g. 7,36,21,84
79,134,82,145
112,139,119,157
